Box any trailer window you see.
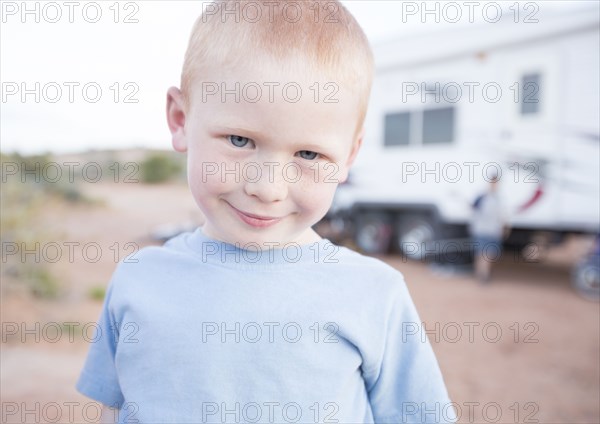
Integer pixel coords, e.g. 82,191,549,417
384,112,411,146
521,73,540,115
422,107,455,144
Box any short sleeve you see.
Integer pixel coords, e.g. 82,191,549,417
76,279,124,408
366,283,457,424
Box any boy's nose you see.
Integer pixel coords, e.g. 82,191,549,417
243,164,288,203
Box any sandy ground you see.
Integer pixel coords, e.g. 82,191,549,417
1,182,599,423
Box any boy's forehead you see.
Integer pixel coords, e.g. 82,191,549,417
189,62,355,101
198,94,357,152
187,64,360,144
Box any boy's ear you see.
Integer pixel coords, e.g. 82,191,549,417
339,129,364,183
166,87,188,152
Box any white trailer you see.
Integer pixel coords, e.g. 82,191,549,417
327,6,600,260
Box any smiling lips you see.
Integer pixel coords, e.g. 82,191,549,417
228,203,284,228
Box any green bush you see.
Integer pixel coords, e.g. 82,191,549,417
27,268,60,299
1,153,91,204
88,286,106,301
140,154,182,184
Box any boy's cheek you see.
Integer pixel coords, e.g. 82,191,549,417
298,181,338,211
331,163,350,184
301,162,347,185
187,163,230,197
188,159,227,184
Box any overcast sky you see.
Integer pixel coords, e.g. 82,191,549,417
0,0,595,154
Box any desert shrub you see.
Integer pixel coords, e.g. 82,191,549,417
26,267,61,299
88,286,106,301
140,153,182,183
1,153,91,204
1,154,67,298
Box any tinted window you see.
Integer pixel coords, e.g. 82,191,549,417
521,73,541,115
422,107,455,144
384,112,411,146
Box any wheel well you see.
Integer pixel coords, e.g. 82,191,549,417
351,204,441,225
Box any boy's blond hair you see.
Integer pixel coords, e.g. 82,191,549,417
180,0,374,136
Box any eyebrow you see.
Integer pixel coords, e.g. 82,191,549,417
211,125,265,140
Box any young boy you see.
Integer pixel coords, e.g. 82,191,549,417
77,1,456,423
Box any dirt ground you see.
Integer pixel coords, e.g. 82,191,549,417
1,181,599,423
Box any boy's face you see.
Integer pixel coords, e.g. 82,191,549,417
167,63,363,249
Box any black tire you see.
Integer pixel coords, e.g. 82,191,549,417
395,214,438,261
573,259,600,301
355,212,393,254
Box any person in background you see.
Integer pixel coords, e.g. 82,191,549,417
470,175,510,283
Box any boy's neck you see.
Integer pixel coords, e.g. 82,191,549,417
199,225,323,251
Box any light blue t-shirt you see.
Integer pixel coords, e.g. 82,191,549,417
76,228,456,423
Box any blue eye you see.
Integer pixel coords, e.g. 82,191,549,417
228,135,250,148
298,150,319,160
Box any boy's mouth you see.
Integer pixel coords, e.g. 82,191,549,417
226,202,284,228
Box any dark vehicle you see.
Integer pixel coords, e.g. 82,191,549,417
572,235,600,301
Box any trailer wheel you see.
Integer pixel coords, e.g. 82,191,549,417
395,214,437,260
355,212,392,254
573,260,600,301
